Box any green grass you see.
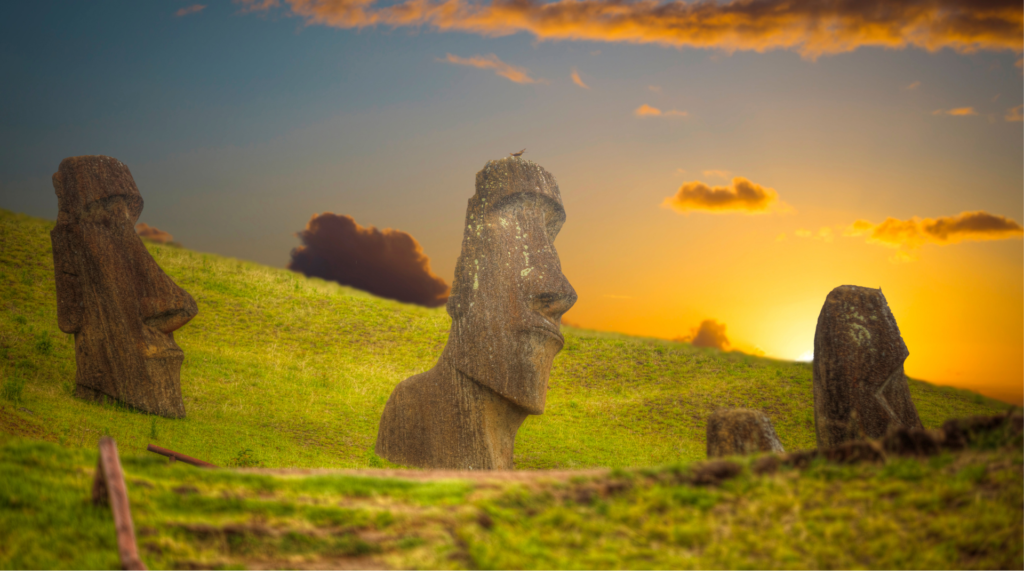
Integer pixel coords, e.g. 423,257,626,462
0,431,1019,569
0,207,1010,469
0,207,1021,570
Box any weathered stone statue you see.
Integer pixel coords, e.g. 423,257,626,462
706,408,785,458
50,155,197,418
375,157,577,469
812,285,922,448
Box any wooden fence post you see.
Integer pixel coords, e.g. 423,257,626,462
93,436,147,571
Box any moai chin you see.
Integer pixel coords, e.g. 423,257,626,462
50,155,197,418
812,285,922,449
375,157,577,469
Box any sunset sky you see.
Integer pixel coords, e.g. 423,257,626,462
1,0,1021,403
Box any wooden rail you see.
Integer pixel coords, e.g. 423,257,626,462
93,437,147,571
146,444,217,468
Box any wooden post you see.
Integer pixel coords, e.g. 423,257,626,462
93,437,147,571
146,444,217,468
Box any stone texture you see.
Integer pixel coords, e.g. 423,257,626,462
375,157,577,469
706,408,785,458
50,155,197,418
812,285,922,448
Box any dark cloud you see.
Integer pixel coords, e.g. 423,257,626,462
676,319,731,351
239,0,1022,61
135,223,178,246
288,212,450,307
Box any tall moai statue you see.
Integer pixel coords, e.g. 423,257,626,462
50,155,197,418
812,285,922,448
376,157,577,469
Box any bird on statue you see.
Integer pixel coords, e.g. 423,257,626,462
510,148,526,157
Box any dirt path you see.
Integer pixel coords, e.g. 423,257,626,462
236,466,612,486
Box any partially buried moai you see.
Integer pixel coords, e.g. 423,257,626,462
706,409,785,458
50,155,197,418
812,285,922,448
375,157,577,469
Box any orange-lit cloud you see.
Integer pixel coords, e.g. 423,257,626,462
288,213,450,307
845,210,1024,261
634,104,686,117
135,223,176,245
237,0,1023,60
903,80,921,90
702,169,730,179
933,106,978,116
1006,104,1024,121
571,68,589,89
439,53,543,84
648,85,662,93
676,319,730,351
662,176,789,215
176,4,206,16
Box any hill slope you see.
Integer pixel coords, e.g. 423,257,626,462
0,207,1011,469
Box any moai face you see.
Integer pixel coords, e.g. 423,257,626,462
442,158,577,414
50,155,197,418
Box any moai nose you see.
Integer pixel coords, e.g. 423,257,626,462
528,271,577,322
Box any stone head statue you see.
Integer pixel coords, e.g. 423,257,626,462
376,157,577,469
50,155,197,418
812,285,922,448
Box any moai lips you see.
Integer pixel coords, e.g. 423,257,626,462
706,408,785,458
812,285,922,448
50,155,197,418
375,157,577,469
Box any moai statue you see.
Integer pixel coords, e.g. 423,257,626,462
812,285,922,449
50,155,197,418
376,157,577,469
706,408,785,458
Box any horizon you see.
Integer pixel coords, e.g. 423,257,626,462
1,0,1021,405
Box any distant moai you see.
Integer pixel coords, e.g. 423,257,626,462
50,155,197,418
706,409,785,458
812,285,922,448
375,157,577,469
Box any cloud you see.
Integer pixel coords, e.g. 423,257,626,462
237,0,1023,61
648,85,662,93
288,213,450,307
135,223,177,245
775,232,786,241
1006,104,1024,121
634,104,687,117
844,210,1024,261
933,106,978,116
438,53,543,84
702,169,730,179
176,4,206,16
662,176,790,215
676,319,730,351
903,80,921,90
571,68,590,89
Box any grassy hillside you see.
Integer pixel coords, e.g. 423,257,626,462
1,431,1020,570
0,207,1011,470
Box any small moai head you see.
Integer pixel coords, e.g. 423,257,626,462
812,285,922,448
50,155,197,418
706,408,785,458
442,157,577,414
